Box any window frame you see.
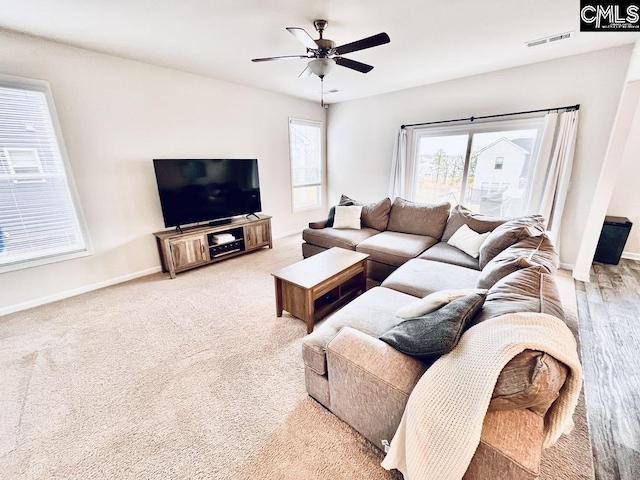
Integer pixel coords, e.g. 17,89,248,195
408,117,545,207
288,117,324,213
0,73,92,274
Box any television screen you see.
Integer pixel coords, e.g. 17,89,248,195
153,159,262,227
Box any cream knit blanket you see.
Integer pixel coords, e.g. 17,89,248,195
380,312,583,480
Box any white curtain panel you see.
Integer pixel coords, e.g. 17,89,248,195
526,110,580,250
388,128,407,199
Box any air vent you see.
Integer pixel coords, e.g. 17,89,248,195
526,31,574,48
549,32,573,43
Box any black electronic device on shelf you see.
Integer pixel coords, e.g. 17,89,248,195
153,158,262,228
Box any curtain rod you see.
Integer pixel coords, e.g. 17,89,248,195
400,104,580,130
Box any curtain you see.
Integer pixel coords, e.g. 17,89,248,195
388,128,407,199
526,110,579,249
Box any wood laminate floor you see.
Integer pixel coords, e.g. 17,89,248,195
576,259,640,480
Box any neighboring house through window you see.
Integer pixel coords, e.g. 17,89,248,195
288,118,322,212
411,117,543,217
0,74,90,271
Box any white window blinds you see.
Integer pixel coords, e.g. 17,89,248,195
288,118,322,212
0,80,87,269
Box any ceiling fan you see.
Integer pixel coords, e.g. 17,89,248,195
252,20,390,105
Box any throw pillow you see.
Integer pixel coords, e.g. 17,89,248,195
478,215,545,269
476,234,558,289
339,194,392,231
447,224,491,258
326,200,354,227
379,292,487,359
386,197,451,239
333,205,363,229
441,205,508,242
395,288,488,319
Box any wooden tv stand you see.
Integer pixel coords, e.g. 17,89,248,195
153,214,272,278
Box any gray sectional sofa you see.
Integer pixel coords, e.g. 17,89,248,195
301,196,571,479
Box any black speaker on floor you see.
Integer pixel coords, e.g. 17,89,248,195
594,216,632,265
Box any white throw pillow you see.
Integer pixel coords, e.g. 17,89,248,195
333,205,363,229
447,224,490,258
395,288,488,319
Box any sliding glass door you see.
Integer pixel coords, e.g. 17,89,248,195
412,118,544,217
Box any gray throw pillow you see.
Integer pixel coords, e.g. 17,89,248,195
379,292,487,359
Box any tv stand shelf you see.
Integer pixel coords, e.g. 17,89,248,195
153,214,272,278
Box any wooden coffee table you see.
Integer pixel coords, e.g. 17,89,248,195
272,247,369,333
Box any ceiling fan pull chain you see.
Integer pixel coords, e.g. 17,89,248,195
321,77,324,107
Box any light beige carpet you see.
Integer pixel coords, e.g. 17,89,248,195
0,235,593,479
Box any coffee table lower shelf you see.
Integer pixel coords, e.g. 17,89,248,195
272,249,368,333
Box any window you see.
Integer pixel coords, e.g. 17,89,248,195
0,75,90,271
412,118,544,217
288,118,322,212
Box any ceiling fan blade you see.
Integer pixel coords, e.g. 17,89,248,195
251,55,311,62
335,57,374,74
286,27,319,50
334,32,390,55
298,66,312,78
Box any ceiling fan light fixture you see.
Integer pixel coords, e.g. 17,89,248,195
308,58,335,78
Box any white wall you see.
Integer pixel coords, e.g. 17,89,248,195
0,30,325,314
573,41,640,279
327,46,632,268
608,102,640,258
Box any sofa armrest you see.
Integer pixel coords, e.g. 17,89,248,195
327,326,429,395
328,328,568,416
308,219,328,229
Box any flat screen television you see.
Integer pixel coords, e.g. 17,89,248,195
153,158,262,228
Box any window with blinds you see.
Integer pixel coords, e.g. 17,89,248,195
0,78,88,270
288,118,322,212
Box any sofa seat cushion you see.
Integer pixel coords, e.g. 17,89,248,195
302,287,417,375
355,231,437,266
382,258,480,298
387,197,451,238
418,242,481,270
302,226,380,251
474,267,565,325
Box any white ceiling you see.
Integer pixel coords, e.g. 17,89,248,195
1,0,639,104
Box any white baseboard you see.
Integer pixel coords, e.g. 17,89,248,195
0,266,163,317
621,251,640,261
559,262,575,271
274,228,303,240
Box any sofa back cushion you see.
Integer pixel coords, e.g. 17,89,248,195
340,195,392,231
441,205,508,242
476,235,559,289
478,215,545,269
490,350,568,414
473,267,564,325
387,197,450,238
